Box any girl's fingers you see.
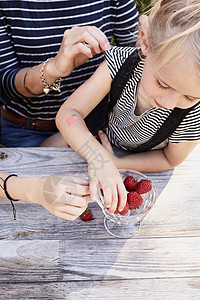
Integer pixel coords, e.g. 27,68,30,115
89,178,99,201
99,131,115,155
117,182,127,211
108,187,118,214
102,186,112,209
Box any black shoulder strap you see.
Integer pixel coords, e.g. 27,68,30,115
108,48,141,113
105,48,195,152
131,106,195,153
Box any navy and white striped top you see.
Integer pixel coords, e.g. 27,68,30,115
105,46,200,150
0,0,139,120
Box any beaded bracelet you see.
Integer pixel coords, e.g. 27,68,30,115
0,174,19,220
40,58,62,94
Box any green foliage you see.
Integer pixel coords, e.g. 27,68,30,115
135,0,152,13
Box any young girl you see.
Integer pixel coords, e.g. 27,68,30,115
56,0,200,213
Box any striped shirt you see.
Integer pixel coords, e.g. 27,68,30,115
105,46,200,150
0,0,139,121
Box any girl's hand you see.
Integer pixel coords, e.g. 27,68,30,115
35,175,91,221
88,154,127,214
51,26,110,78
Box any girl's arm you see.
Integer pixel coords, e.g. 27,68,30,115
56,61,127,213
0,172,90,221
99,131,197,172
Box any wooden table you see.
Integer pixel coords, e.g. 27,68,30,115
0,146,200,300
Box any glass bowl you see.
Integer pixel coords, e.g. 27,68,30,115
97,169,157,238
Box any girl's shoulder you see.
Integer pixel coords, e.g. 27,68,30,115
170,102,200,142
105,46,140,78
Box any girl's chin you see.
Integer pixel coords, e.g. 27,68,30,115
154,99,166,109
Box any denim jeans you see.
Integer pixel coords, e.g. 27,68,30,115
1,117,58,147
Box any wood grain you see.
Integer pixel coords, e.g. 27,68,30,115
0,145,200,299
0,237,200,282
0,278,200,300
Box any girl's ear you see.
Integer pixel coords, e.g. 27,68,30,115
139,15,149,56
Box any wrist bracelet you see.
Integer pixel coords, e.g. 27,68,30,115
40,58,62,94
0,174,19,220
24,67,38,96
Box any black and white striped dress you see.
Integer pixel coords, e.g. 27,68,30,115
105,46,200,151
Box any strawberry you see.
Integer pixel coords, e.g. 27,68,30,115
80,208,93,221
136,179,152,194
114,201,129,215
127,191,143,210
123,176,138,191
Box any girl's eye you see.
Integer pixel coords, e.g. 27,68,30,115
156,80,168,90
185,96,198,102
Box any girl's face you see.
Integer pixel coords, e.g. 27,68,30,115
140,55,200,110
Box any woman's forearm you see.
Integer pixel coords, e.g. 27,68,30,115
14,60,61,97
0,172,43,203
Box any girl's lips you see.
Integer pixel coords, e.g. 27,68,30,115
154,99,166,109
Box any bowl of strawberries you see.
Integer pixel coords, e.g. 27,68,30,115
97,169,157,238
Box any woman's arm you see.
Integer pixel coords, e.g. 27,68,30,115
0,172,90,221
56,61,127,213
14,26,110,97
0,21,109,99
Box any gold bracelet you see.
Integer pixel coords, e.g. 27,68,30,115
40,58,62,94
24,67,38,96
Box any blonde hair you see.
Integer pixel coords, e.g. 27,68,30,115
147,0,200,80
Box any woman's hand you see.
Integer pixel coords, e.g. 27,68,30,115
35,175,91,221
51,26,110,78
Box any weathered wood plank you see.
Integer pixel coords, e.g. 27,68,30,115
0,278,200,300
0,145,199,296
0,201,200,240
60,237,200,281
0,202,108,240
0,147,87,176
0,237,200,282
0,240,60,281
1,151,200,240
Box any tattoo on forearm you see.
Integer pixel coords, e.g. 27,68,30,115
66,114,79,126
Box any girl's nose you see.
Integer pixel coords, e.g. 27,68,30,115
159,90,179,109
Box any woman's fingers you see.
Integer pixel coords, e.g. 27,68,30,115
55,194,91,207
53,204,88,221
83,26,110,52
71,26,110,52
56,175,90,195
64,26,109,54
67,176,89,186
